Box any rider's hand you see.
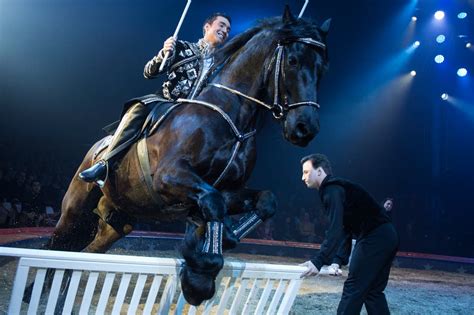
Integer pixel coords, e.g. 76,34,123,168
299,260,319,278
162,36,176,55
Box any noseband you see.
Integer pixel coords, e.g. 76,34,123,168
209,37,326,119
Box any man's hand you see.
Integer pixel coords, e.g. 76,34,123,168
299,260,319,278
327,263,343,276
162,36,176,55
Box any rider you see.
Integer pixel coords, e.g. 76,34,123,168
79,13,231,184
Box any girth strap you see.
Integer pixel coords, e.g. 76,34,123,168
137,137,165,207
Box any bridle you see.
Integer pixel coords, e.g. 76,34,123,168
208,37,326,119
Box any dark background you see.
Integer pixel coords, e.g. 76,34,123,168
1,0,473,257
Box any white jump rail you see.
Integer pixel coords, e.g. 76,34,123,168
0,246,306,314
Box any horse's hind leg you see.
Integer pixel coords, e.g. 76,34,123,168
40,196,131,314
23,165,102,304
48,174,102,252
82,196,131,254
42,197,127,312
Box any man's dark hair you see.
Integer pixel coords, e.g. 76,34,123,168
202,13,231,36
300,153,333,175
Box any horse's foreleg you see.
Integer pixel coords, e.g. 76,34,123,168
159,162,227,255
222,189,277,244
158,162,226,305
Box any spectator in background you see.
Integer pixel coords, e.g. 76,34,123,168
382,197,394,220
281,215,298,241
8,170,26,201
0,201,10,227
20,180,47,226
257,219,274,240
298,211,317,243
0,168,7,201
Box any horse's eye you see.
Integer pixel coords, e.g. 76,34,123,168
288,55,298,66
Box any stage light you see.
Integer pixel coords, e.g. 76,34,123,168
436,35,445,43
410,70,417,76
441,93,448,101
457,12,467,19
413,41,420,47
434,11,445,20
412,16,417,21
434,55,444,63
466,43,472,48
457,68,467,77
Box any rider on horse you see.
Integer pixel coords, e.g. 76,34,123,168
43,6,330,306
79,13,232,185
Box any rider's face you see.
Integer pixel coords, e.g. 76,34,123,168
204,16,231,47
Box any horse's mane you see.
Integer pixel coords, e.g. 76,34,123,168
214,16,328,66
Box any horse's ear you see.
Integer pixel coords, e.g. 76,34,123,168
320,18,332,34
282,5,296,24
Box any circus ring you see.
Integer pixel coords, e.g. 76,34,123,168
0,228,473,314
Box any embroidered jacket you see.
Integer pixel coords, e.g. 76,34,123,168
143,39,214,100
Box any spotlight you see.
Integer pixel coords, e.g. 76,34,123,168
434,11,445,20
413,41,420,47
412,16,417,21
410,70,417,76
436,35,445,43
457,12,467,19
466,43,472,48
457,68,467,77
434,55,445,63
441,93,448,101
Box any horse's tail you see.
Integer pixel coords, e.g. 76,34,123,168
179,224,224,306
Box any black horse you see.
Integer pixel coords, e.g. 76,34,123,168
46,7,330,306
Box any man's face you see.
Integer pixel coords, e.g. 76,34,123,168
204,16,231,47
384,200,393,211
32,181,41,194
302,161,322,189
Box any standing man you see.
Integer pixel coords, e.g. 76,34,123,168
79,13,231,184
299,154,398,315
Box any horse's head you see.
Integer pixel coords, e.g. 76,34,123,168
211,6,330,147
263,6,331,147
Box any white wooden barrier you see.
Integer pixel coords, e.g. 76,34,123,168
0,247,306,314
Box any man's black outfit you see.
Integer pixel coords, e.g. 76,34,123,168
311,176,399,315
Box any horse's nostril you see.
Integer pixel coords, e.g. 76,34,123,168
296,122,309,138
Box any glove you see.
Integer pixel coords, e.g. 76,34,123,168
299,260,319,278
327,263,342,276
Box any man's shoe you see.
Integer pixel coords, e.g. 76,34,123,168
78,161,107,183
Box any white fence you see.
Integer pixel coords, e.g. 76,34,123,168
0,247,305,314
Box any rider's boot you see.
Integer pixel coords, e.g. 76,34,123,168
79,103,148,186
